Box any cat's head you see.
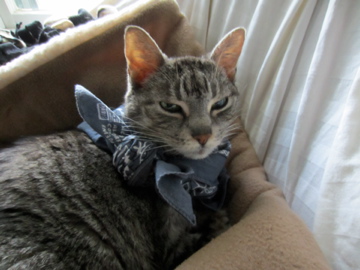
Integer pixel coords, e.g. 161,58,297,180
124,26,245,159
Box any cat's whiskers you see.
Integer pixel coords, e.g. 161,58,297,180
121,115,154,131
123,116,168,137
224,132,239,139
134,134,167,148
224,126,241,136
132,131,168,145
225,123,241,132
124,116,186,145
221,122,242,139
224,125,241,133
223,131,240,139
119,115,172,149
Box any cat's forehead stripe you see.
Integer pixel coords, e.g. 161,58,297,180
178,63,214,98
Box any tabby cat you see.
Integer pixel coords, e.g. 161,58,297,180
0,26,245,269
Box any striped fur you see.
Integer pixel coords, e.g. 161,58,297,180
0,131,219,269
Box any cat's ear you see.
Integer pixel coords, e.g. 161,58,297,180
125,26,165,86
210,27,246,81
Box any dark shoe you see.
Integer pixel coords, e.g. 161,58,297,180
69,9,94,26
38,26,62,44
16,21,43,46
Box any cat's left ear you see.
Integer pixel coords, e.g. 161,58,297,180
210,27,246,81
125,26,165,86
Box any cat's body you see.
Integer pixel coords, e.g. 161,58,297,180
0,131,218,269
0,26,245,269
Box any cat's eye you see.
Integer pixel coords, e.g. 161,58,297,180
160,101,183,113
211,97,228,111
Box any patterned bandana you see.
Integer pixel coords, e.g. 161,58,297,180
75,85,230,225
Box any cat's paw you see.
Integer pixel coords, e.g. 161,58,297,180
207,209,231,240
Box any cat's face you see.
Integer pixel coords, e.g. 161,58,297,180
124,26,245,159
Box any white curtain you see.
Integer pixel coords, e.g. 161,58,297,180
177,0,360,269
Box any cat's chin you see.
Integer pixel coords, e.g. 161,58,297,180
181,147,215,160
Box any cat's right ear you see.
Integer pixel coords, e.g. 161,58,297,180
125,26,165,86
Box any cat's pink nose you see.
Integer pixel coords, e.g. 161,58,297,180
193,134,211,146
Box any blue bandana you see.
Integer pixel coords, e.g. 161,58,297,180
75,84,230,225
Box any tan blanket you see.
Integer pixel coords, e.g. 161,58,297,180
0,0,330,269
